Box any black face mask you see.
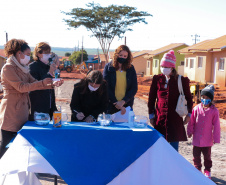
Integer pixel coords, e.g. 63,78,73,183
117,57,127,64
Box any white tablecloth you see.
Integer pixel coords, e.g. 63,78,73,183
0,133,215,185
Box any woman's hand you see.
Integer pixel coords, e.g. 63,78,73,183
114,100,125,110
42,78,53,86
84,115,94,123
76,112,85,120
183,115,190,125
49,63,57,76
53,79,64,87
120,106,126,115
149,118,154,127
52,53,60,66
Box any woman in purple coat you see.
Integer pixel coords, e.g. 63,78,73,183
148,50,193,151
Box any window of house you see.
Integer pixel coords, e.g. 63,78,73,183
185,58,188,67
147,61,150,68
198,57,203,68
190,59,194,68
219,58,225,71
155,60,158,68
180,61,184,66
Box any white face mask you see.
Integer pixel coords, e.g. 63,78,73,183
40,54,51,64
20,53,30,65
88,84,99,91
160,67,172,76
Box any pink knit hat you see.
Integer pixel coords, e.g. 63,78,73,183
160,50,176,68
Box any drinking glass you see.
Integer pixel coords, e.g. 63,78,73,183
98,114,112,126
62,113,69,125
133,115,148,128
34,112,50,126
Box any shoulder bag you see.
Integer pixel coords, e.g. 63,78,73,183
176,75,188,117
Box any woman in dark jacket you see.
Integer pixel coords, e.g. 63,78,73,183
103,45,138,114
70,70,108,123
148,50,193,151
29,42,63,120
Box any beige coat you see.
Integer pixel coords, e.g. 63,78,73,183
0,58,52,132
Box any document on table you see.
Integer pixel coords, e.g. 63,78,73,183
111,106,131,122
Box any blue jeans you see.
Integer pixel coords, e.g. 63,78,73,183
169,142,179,151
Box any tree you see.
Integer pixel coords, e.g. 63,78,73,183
62,3,152,62
65,52,71,57
69,50,88,65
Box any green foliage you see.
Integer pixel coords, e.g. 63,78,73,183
69,50,88,65
65,52,71,57
62,3,152,62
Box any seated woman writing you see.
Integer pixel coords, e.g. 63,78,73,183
70,70,108,123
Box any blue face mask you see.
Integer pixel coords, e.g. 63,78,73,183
201,98,211,105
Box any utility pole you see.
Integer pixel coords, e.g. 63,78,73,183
125,36,126,45
5,31,8,43
191,34,200,44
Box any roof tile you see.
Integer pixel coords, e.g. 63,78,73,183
133,50,152,58
0,49,6,58
178,35,226,53
147,43,187,56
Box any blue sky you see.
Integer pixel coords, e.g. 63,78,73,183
0,0,226,51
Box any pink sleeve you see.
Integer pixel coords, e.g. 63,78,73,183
213,109,221,143
187,108,196,136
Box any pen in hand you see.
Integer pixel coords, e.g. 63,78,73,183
73,110,85,120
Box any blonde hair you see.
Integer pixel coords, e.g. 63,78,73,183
33,42,51,61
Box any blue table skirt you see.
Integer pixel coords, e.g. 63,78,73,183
19,121,162,185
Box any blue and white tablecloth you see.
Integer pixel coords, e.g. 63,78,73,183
0,121,215,185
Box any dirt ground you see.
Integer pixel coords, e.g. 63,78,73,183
38,71,226,185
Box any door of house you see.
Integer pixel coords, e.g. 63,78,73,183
213,58,217,83
146,60,150,76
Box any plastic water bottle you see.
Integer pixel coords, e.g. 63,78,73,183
128,108,135,127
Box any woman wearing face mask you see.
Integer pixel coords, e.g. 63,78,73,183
0,39,55,158
70,70,108,123
148,50,193,151
103,45,137,114
28,42,64,120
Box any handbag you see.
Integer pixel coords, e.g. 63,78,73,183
176,75,188,117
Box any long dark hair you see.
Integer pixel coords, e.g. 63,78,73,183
113,45,133,71
78,70,106,95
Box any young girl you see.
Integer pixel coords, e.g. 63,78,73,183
187,85,221,179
